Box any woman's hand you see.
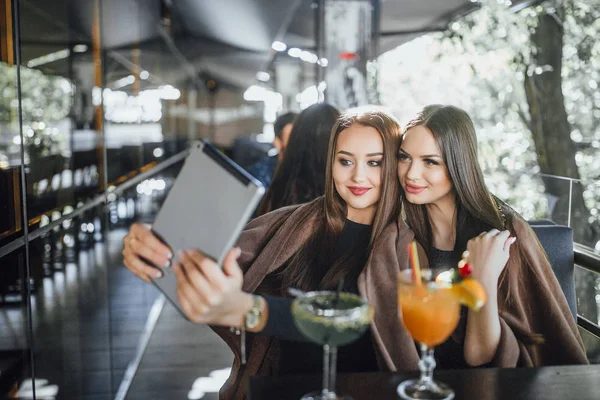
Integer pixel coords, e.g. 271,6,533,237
466,229,516,287
122,223,172,282
463,229,516,366
173,247,254,327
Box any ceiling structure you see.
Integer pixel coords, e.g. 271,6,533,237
18,0,543,93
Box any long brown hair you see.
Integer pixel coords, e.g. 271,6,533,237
401,105,543,344
257,103,340,216
280,107,403,291
402,105,504,261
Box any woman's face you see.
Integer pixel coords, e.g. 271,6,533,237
397,125,453,206
333,123,384,224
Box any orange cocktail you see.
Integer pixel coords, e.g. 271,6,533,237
397,268,465,400
398,283,460,347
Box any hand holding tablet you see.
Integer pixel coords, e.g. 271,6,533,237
128,140,264,319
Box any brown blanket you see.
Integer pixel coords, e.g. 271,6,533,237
492,206,588,366
211,198,587,399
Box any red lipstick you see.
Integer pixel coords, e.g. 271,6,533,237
405,183,426,194
348,186,371,196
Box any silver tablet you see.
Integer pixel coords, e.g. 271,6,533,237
149,140,265,318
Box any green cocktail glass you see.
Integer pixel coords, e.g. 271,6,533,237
291,291,373,400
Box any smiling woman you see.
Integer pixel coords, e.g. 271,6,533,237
398,104,588,369
398,125,453,218
333,124,383,225
120,106,418,399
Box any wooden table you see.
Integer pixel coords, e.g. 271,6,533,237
249,364,600,399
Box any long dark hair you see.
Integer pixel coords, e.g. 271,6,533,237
280,107,403,291
256,103,340,216
401,105,543,344
401,105,505,263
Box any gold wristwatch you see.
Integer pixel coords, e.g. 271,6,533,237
244,295,265,330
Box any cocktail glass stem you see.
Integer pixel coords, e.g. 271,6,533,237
397,343,454,400
321,344,338,399
418,343,436,386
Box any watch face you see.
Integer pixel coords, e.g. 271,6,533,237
246,311,260,329
245,296,263,329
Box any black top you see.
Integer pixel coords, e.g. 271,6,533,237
428,247,457,270
259,219,379,375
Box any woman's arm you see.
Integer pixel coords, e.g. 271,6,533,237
462,214,587,367
173,248,253,327
174,248,310,342
463,229,516,366
260,296,311,341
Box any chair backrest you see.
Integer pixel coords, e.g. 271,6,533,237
528,219,556,226
529,224,577,321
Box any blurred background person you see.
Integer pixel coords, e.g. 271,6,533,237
256,103,340,216
247,111,297,188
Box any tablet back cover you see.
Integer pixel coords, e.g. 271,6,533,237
149,141,264,317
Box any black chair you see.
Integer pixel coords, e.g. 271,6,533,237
528,219,556,226
529,223,577,321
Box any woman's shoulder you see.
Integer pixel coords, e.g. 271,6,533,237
495,203,553,275
395,218,415,242
372,218,415,254
495,199,529,231
246,197,324,230
237,198,325,269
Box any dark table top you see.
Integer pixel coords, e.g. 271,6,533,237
249,364,600,400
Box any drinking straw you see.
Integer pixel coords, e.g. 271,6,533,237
333,278,345,306
323,278,345,344
408,241,422,286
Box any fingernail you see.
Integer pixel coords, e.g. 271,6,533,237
167,251,173,260
235,247,241,258
163,259,171,269
155,270,163,278
510,237,517,244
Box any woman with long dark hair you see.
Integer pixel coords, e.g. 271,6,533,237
398,104,587,367
123,107,422,399
256,102,340,216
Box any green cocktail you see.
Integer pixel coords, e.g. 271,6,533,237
291,291,373,400
292,292,371,346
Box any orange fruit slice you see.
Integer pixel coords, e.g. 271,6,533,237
444,278,487,310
